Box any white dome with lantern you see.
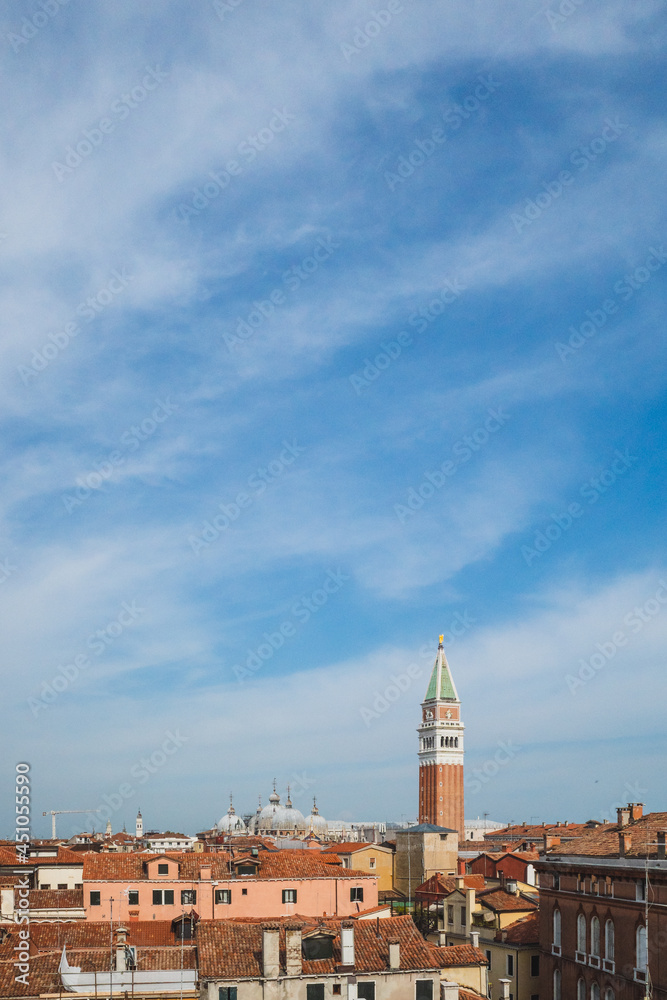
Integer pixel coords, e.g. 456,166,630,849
306,798,328,837
257,784,308,836
217,796,247,835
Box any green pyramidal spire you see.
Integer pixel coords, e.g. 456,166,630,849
424,636,459,701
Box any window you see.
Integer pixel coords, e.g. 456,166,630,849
357,984,375,1000
447,904,454,924
241,888,247,895
90,891,101,906
181,890,196,905
218,989,237,1000
590,986,600,1000
40,884,51,890
333,987,341,996
57,883,67,890
636,881,646,901
577,979,585,1000
350,888,364,902
128,890,139,905
75,883,83,889
604,990,614,1000
303,936,334,960
369,858,376,869
552,908,561,947
591,915,600,957
416,982,433,1000
577,913,587,953
157,864,169,875
215,889,232,905
605,919,614,960
485,950,492,968
152,890,174,905
636,925,647,972
530,954,539,977
282,889,297,904
237,864,257,876
553,968,561,1000
175,920,193,940
460,906,466,926
553,873,560,889
306,986,325,1000
506,954,514,977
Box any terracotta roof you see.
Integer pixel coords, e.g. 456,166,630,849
477,888,537,913
26,889,83,909
321,843,374,854
489,822,592,840
495,911,539,945
0,847,83,868
459,989,488,1000
198,915,484,979
0,922,196,998
83,849,372,882
548,812,667,859
416,874,486,897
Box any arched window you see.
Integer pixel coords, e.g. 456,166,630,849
591,915,600,956
577,913,587,952
553,908,561,946
590,984,600,1000
636,925,647,971
577,978,585,1000
604,989,614,1000
605,919,615,960
455,737,458,747
440,737,445,747
553,968,561,1000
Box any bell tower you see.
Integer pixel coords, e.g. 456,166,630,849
417,636,464,839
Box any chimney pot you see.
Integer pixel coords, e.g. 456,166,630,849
630,803,644,822
498,979,511,999
617,807,630,827
285,924,303,977
262,926,280,979
618,832,632,857
471,930,480,948
340,922,355,968
388,939,400,970
658,831,667,861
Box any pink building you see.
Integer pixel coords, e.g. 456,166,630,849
82,851,377,921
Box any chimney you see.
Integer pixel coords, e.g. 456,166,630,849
340,922,355,968
471,930,480,949
388,939,400,970
437,930,448,947
498,980,511,999
455,875,465,890
618,832,632,857
543,835,561,852
114,927,129,972
440,982,459,1000
630,803,644,822
506,881,518,895
657,831,666,861
285,924,303,976
200,864,212,880
617,807,630,827
262,925,280,979
465,887,475,936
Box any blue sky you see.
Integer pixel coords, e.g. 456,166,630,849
1,0,666,838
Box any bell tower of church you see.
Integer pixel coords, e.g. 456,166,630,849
417,636,464,838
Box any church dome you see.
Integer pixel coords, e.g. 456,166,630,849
307,798,328,836
257,786,307,835
217,797,247,835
